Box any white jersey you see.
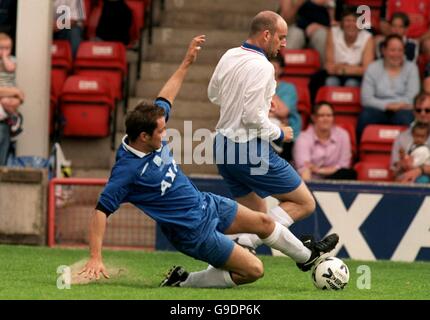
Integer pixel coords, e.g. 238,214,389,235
208,43,282,143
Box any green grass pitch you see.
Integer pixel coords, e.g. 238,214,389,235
0,244,429,300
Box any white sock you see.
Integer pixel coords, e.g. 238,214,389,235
227,207,295,250
262,222,311,263
269,206,294,227
180,267,236,288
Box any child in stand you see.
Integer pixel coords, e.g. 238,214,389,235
395,122,430,183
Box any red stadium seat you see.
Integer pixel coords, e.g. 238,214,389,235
316,86,361,129
74,41,127,101
278,77,312,129
281,49,321,86
418,54,430,80
86,2,102,39
60,75,115,137
354,161,394,182
51,40,73,71
344,0,383,8
125,0,145,46
359,124,407,165
336,122,357,161
296,85,311,130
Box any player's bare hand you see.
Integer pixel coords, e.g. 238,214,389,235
281,126,294,142
183,35,206,66
79,258,110,280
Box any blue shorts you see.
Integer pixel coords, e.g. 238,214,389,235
213,134,302,198
162,192,237,268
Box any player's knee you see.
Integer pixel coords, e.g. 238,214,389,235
303,196,316,217
260,214,275,232
245,259,264,282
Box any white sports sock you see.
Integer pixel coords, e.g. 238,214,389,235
228,206,295,250
269,206,294,227
180,267,236,288
262,222,311,263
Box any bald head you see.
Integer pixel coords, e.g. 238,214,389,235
249,11,284,38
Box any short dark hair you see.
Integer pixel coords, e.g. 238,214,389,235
412,122,430,135
125,101,165,141
382,34,404,49
312,101,334,115
414,92,430,108
390,12,410,28
341,6,359,20
249,12,279,37
269,53,285,68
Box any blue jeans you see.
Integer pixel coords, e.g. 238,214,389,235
357,107,414,142
0,121,10,166
325,76,361,87
53,26,83,58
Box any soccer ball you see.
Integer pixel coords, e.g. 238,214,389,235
312,257,349,290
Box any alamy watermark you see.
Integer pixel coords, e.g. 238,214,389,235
356,265,372,289
163,123,271,175
56,265,71,290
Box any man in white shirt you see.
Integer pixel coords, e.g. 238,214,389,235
208,11,319,265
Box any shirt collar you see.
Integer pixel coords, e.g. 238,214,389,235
121,135,149,158
241,42,268,59
310,125,336,143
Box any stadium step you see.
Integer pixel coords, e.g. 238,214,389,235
163,0,279,14
161,11,257,31
144,45,227,64
136,80,210,102
140,62,215,82
150,27,248,48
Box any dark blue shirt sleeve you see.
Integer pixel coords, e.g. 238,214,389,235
96,163,135,216
155,97,172,122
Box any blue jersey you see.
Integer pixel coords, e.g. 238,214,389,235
96,98,207,237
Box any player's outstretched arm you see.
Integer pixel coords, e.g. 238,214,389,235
79,210,110,280
157,35,206,105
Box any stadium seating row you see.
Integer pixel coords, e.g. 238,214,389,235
51,40,127,139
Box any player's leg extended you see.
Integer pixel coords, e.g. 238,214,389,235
225,204,312,263
235,191,267,213
272,180,316,222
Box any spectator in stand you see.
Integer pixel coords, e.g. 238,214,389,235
425,63,430,79
0,86,24,166
293,101,356,181
279,0,306,25
423,76,430,94
391,93,430,183
357,34,420,141
380,0,430,40
285,0,333,64
95,0,133,46
325,6,374,87
0,0,17,53
269,55,301,162
380,0,430,60
53,0,86,58
376,12,420,62
393,121,430,183
0,33,23,150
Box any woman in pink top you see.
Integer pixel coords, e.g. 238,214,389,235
293,101,356,181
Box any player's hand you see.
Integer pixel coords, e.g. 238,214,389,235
183,35,206,66
281,126,294,142
79,258,110,280
398,167,421,183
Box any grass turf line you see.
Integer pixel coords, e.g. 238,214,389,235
0,244,429,300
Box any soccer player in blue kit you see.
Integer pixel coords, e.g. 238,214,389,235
79,35,339,288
